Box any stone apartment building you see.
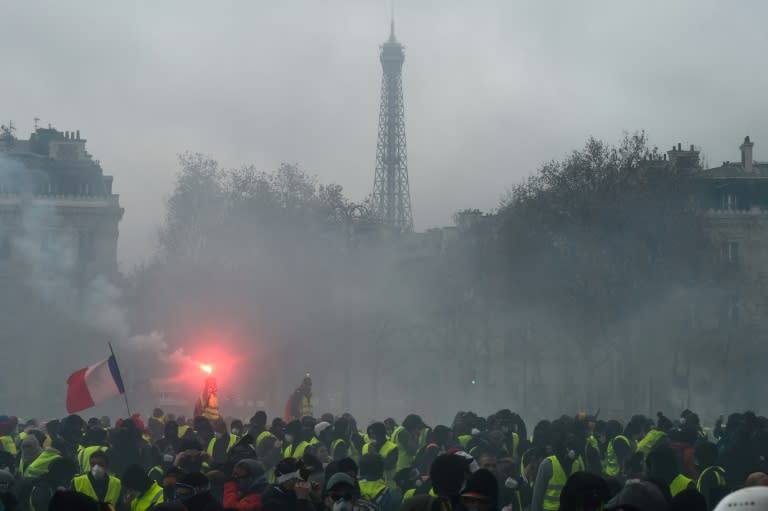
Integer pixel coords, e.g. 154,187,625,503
0,125,123,414
0,126,123,283
688,137,768,408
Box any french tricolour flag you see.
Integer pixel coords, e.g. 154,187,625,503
66,355,126,413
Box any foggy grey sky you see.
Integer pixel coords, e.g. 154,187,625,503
3,0,768,268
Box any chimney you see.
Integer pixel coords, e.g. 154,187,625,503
76,130,80,140
65,131,69,139
668,141,700,169
740,136,754,172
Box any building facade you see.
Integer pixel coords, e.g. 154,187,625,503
0,126,123,284
0,125,123,415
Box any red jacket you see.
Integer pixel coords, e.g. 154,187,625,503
224,481,263,511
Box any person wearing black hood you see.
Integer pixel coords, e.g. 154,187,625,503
157,420,183,458
123,463,165,510
558,472,609,511
262,458,315,511
111,417,153,478
458,469,499,511
174,472,222,511
53,415,83,461
401,454,468,511
29,457,79,511
224,459,268,511
363,422,398,485
0,468,18,511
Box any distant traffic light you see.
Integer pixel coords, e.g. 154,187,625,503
470,376,477,385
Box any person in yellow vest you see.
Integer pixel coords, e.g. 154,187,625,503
0,416,17,456
148,408,166,442
603,420,633,478
392,415,426,475
364,422,399,487
121,463,164,511
177,416,191,439
646,445,696,498
329,417,354,462
207,419,239,465
24,446,63,480
314,421,334,452
530,435,581,511
359,453,403,511
194,377,221,422
283,420,314,459
636,413,673,456
284,375,314,422
72,451,122,508
78,427,109,473
696,441,728,510
19,432,44,476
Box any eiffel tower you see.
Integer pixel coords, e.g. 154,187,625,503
371,18,413,232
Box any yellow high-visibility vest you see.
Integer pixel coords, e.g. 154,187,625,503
543,456,567,511
73,474,122,507
284,441,310,459
697,466,726,492
363,441,398,486
131,482,164,511
359,479,388,503
206,434,238,457
391,426,415,472
636,430,666,455
604,435,631,477
78,445,108,473
0,436,16,456
670,473,694,497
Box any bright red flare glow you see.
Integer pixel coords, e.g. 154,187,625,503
200,364,213,374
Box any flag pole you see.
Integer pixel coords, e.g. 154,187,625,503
108,342,132,417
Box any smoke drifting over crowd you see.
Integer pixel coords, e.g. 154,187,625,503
2,2,768,428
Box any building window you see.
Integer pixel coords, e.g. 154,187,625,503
0,237,10,260
721,193,737,210
727,295,739,326
78,230,95,263
40,230,57,255
721,241,739,264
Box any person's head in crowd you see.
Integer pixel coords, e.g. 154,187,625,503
461,469,499,511
324,473,359,511
174,472,210,503
605,480,668,511
560,472,610,511
48,490,98,511
233,459,267,493
123,464,154,501
431,454,470,498
275,458,303,492
359,454,385,482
